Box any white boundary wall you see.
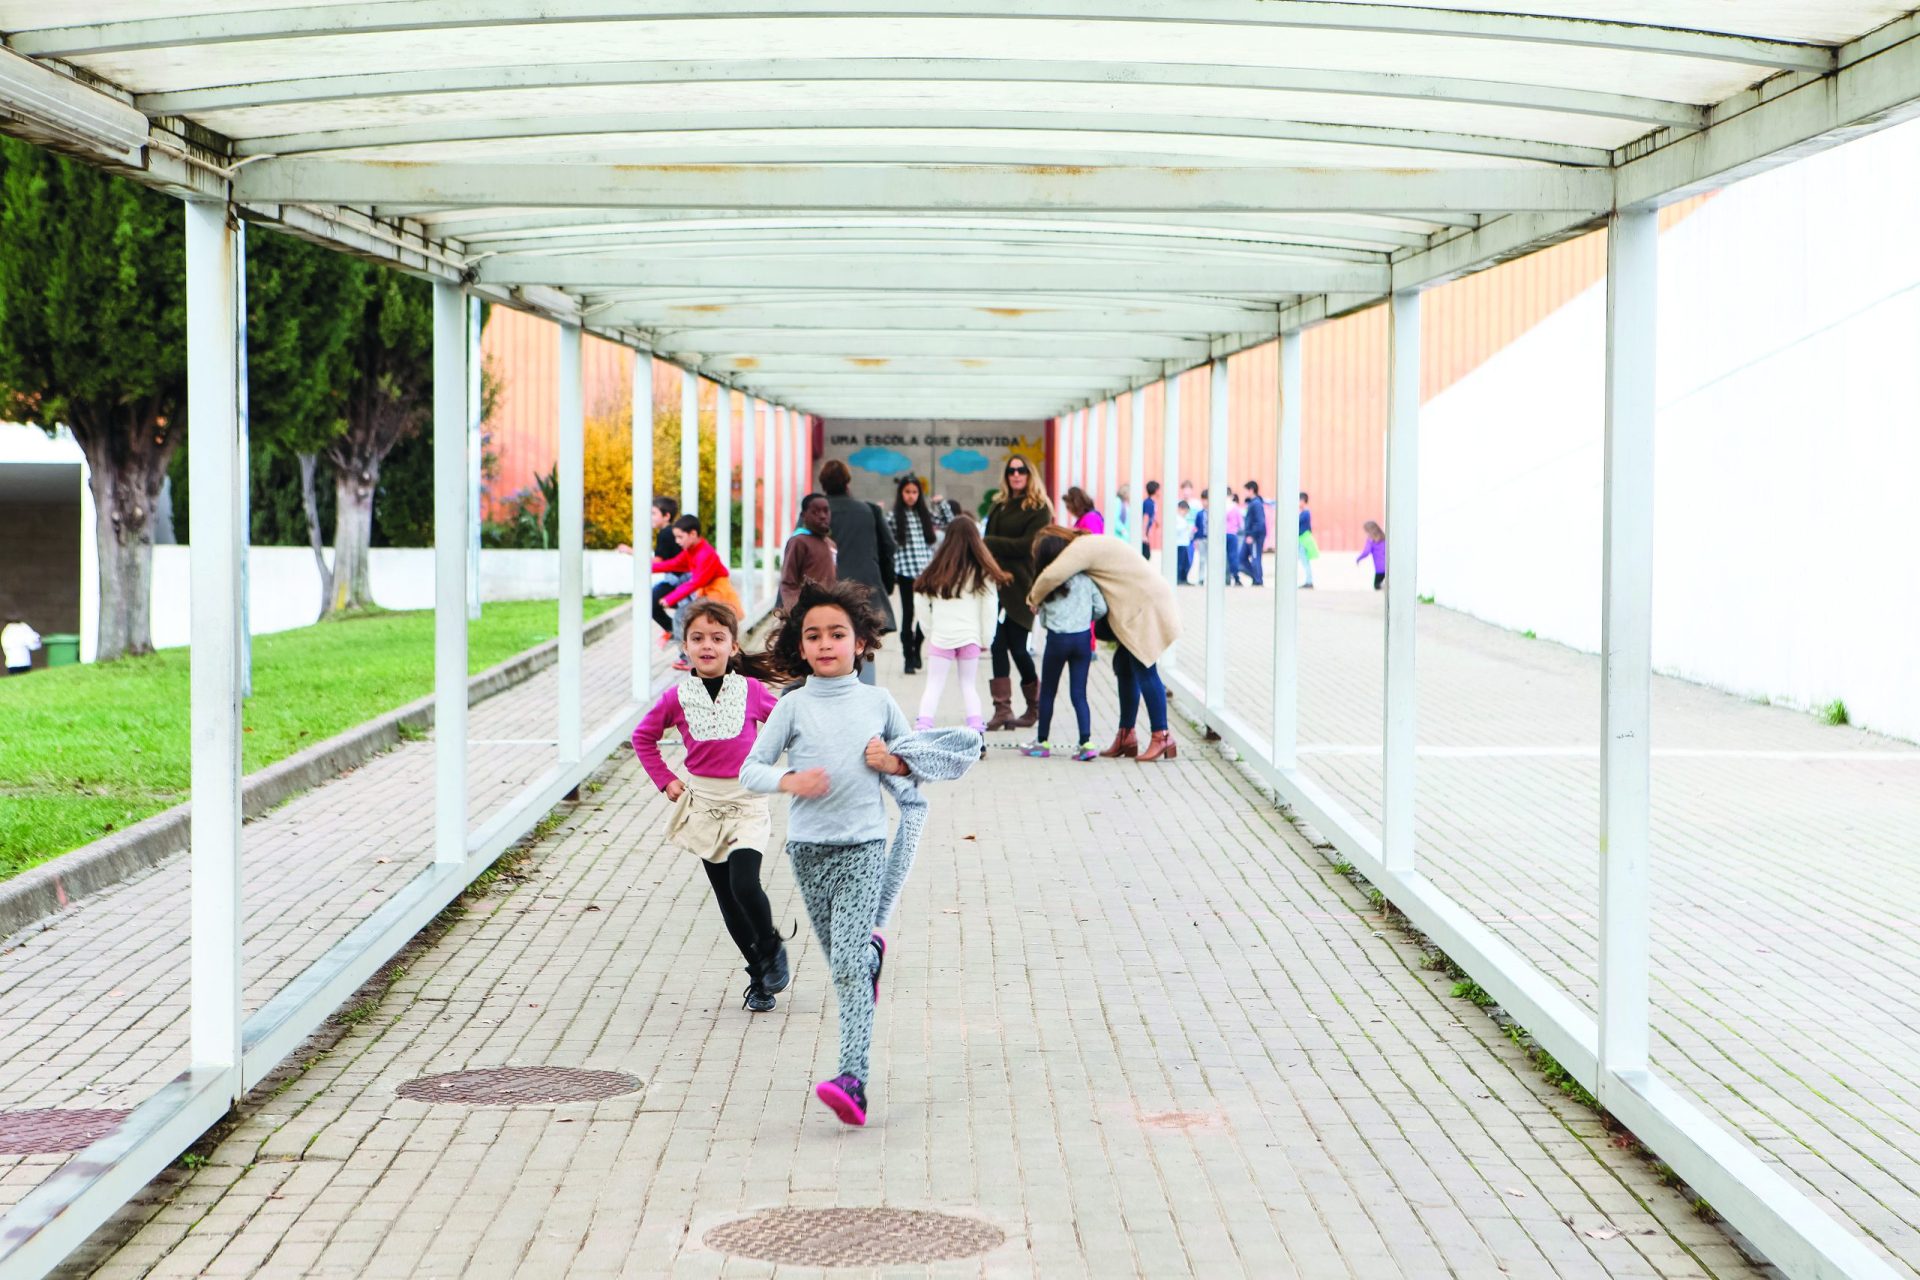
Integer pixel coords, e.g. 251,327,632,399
148,546,638,650
1418,119,1920,743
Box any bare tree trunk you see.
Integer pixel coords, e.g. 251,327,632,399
328,456,378,614
298,452,335,616
74,405,174,661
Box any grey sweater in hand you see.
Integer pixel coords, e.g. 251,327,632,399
740,672,912,845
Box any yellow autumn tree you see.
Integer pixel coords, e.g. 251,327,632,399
581,403,723,552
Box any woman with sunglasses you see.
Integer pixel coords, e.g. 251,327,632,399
980,454,1055,730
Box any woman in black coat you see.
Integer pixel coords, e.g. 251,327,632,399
980,453,1054,729
818,459,898,684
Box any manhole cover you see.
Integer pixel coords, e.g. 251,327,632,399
0,1108,131,1155
395,1067,641,1105
705,1208,1004,1266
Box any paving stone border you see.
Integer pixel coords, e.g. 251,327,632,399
0,603,633,940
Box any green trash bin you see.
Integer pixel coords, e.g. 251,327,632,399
43,634,80,667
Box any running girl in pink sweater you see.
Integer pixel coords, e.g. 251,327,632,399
632,599,791,1012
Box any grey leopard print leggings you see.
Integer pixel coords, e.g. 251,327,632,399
787,838,886,1081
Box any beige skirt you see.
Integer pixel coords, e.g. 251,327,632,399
664,773,773,863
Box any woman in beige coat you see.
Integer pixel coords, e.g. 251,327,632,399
1026,525,1182,761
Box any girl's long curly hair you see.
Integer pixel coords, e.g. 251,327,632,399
764,578,889,683
677,599,786,684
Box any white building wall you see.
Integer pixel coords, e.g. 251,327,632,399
148,547,637,650
1419,118,1920,742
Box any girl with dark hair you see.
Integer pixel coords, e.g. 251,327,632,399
1063,486,1104,535
912,514,1010,732
981,453,1054,730
632,600,791,1011
742,579,914,1127
652,515,743,655
890,474,941,674
1021,528,1107,761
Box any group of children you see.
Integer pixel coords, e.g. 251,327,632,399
1166,486,1388,591
631,532,1005,1129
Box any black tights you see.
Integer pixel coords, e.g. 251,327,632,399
702,849,778,966
990,615,1038,683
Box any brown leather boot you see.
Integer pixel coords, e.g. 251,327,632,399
984,677,1017,731
1137,730,1178,762
1098,728,1139,758
1013,679,1041,729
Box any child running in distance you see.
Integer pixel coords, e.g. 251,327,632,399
1022,529,1108,762
1358,520,1387,590
741,579,914,1127
911,515,1010,735
653,515,744,666
631,601,791,1011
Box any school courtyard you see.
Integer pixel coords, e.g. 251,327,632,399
0,581,1902,1278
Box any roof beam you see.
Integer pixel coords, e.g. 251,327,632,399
478,255,1388,293
188,62,1699,135
652,332,1213,360
629,300,1280,333
478,229,1388,264
235,160,1613,214
229,107,1614,168
19,1,1831,72
431,209,1447,249
699,354,1166,376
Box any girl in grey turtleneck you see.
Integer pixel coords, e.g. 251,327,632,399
742,580,913,1128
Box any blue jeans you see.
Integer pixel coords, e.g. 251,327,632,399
1037,629,1093,745
1240,532,1265,585
1224,533,1243,584
1113,646,1168,734
1176,544,1192,584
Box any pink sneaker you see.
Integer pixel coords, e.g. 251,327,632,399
815,1074,868,1126
914,716,934,730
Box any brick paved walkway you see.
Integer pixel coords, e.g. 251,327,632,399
0,612,656,1215
55,640,1761,1278
1171,582,1920,1277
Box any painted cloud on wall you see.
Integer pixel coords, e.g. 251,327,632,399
939,448,991,474
847,446,914,474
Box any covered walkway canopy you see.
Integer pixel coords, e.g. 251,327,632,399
5,2,1917,419
4,5,1920,1279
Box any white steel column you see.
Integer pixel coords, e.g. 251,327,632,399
1599,206,1658,1086
758,402,777,605
1128,390,1147,555
1102,398,1120,535
715,387,733,574
1382,289,1422,874
466,297,484,621
1159,374,1182,657
631,349,654,703
740,397,757,611
1204,360,1229,717
234,222,250,702
778,406,795,543
1066,408,1083,496
679,369,699,519
557,322,584,765
431,282,470,866
1273,329,1304,771
185,199,243,1079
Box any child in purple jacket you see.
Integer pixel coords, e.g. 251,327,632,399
1357,520,1387,590
632,599,791,1012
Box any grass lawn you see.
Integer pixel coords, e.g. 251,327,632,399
0,598,623,881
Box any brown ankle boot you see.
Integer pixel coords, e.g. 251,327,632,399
984,677,1017,731
1099,728,1139,758
1012,679,1041,729
1137,730,1178,762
